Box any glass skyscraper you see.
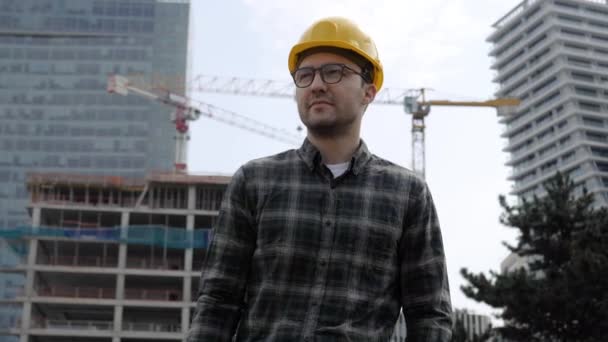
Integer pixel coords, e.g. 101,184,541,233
0,1,190,340
0,0,190,229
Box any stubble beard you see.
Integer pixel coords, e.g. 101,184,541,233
299,107,357,139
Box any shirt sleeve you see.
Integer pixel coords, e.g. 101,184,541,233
399,178,453,342
187,166,256,342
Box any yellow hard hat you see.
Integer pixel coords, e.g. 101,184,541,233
288,17,384,90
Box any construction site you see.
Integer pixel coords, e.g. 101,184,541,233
3,0,608,341
0,171,230,341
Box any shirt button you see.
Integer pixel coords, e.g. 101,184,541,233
324,220,332,227
319,259,327,266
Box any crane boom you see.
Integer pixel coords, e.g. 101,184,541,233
191,75,521,179
426,98,520,107
192,74,411,105
107,74,301,172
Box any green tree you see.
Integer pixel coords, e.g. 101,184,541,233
460,172,608,342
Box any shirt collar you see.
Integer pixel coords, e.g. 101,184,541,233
297,138,372,175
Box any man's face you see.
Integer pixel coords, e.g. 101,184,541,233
294,52,376,138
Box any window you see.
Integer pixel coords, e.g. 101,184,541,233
143,4,154,17
591,147,608,158
92,1,104,15
535,112,553,126
589,20,608,29
571,71,594,82
556,1,578,10
532,76,557,95
562,151,575,163
564,43,587,51
575,86,597,97
561,28,585,37
582,116,603,127
557,15,582,24
579,101,601,112
587,132,606,143
130,3,143,17
598,162,608,172
528,34,547,50
567,57,591,67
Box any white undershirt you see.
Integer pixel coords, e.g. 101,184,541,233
325,162,350,178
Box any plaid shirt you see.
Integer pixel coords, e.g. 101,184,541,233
188,139,452,342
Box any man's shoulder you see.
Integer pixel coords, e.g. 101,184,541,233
241,148,300,173
368,154,423,184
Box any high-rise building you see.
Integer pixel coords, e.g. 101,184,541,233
0,171,228,342
0,0,190,229
453,309,492,341
489,0,608,207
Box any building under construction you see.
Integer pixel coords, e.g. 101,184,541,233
0,171,230,342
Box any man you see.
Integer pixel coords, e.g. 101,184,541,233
188,17,452,341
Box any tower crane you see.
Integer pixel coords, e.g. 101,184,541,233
403,88,520,179
107,74,301,172
191,75,520,179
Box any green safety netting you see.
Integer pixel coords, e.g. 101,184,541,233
0,226,212,249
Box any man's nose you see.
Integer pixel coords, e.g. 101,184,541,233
309,70,327,92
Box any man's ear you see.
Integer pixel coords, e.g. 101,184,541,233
362,83,377,105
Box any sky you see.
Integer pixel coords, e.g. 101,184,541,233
185,0,523,319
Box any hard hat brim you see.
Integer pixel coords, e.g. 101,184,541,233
288,40,384,90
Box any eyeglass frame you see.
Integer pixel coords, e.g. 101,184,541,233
291,63,371,88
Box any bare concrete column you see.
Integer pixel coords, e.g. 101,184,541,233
31,207,41,227
113,211,129,337
182,306,191,335
113,305,123,340
20,235,38,341
19,207,41,341
187,185,196,211
184,219,194,333
183,196,196,334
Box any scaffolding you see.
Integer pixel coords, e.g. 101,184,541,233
0,226,213,249
27,171,230,210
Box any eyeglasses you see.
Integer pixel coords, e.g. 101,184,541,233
291,63,368,88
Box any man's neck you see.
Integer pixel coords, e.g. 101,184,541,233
307,133,360,165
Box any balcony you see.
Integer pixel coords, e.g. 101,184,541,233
36,239,120,271
124,288,182,302
125,257,184,271
39,255,118,268
35,286,116,300
123,321,181,333
32,319,113,331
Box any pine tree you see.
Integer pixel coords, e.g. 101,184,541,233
460,172,608,341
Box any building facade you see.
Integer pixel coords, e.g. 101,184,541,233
0,0,190,229
0,172,228,342
453,309,492,341
489,0,608,207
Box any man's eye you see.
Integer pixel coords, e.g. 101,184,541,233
323,66,343,80
296,70,313,81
